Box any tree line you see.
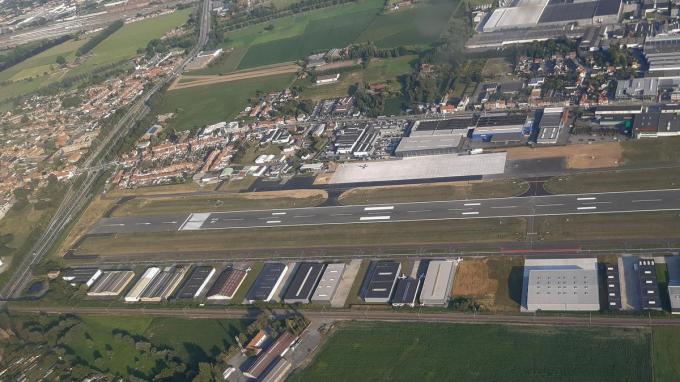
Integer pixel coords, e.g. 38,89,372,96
0,35,72,72
76,20,124,56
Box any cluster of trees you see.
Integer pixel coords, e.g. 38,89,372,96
144,33,197,58
76,20,124,57
0,35,72,72
346,42,414,61
276,98,315,117
351,83,385,117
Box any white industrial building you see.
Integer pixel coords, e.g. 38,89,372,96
311,263,346,304
419,260,458,306
523,258,600,312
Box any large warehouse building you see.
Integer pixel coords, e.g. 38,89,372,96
206,267,249,300
246,263,288,303
311,263,346,304
360,261,401,303
87,270,135,297
283,263,325,304
175,266,215,299
419,260,458,306
522,258,600,312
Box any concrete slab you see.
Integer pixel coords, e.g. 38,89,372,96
330,259,362,308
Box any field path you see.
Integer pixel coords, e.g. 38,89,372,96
169,62,300,90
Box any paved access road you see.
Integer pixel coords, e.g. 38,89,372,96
89,189,680,234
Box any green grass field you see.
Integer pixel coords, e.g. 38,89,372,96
156,73,293,130
67,9,193,78
205,0,457,72
110,191,327,217
0,38,89,83
61,315,248,378
544,167,680,194
621,136,680,166
74,217,527,257
295,55,416,100
653,327,680,381
340,179,528,205
290,323,652,382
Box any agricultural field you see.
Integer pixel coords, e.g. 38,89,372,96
155,72,294,130
652,327,680,381
295,55,416,100
290,322,652,381
205,0,459,72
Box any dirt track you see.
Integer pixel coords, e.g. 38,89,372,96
169,63,300,90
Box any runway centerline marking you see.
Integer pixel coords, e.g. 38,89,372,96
162,221,178,224
582,201,613,205
220,218,245,221
491,206,517,209
464,203,481,206
294,215,315,218
461,211,479,215
364,206,394,211
632,199,662,203
577,206,597,210
331,213,353,216
536,203,564,207
271,212,287,215
407,209,432,213
135,222,151,225
360,215,391,221
577,197,597,201
266,220,281,224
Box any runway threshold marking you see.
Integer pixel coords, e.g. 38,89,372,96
577,206,597,210
364,206,394,211
360,215,391,221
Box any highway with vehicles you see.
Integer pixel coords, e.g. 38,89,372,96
0,0,213,300
89,188,680,234
8,305,680,328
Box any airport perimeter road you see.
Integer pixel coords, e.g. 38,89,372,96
90,188,680,234
8,305,680,328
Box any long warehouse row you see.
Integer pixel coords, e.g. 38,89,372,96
59,259,460,307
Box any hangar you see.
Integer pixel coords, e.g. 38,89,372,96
87,270,134,297
420,260,457,306
283,263,325,304
246,263,288,303
522,258,600,312
311,263,346,304
360,261,401,303
206,266,249,300
666,256,680,314
176,266,215,299
391,277,421,307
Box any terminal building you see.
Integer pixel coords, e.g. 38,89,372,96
522,258,600,312
419,260,458,306
311,263,346,304
360,261,401,303
282,263,325,304
246,263,288,303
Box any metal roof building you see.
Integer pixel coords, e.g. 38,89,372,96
360,261,401,303
420,260,457,306
394,134,464,157
537,108,564,145
283,263,325,304
637,258,662,310
206,267,249,300
261,357,292,382
138,266,188,302
246,263,288,303
125,267,160,302
523,258,600,312
243,332,296,380
311,263,346,304
62,268,102,287
605,264,622,310
87,270,135,297
175,266,215,299
666,256,680,314
391,277,421,307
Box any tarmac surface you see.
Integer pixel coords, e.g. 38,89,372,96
89,188,680,234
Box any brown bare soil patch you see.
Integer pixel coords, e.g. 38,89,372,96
452,259,497,296
505,142,623,169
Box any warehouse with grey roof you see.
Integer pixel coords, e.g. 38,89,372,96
283,263,325,304
360,261,401,303
311,263,345,304
87,270,135,297
246,263,288,303
175,266,215,299
523,258,600,312
419,260,458,306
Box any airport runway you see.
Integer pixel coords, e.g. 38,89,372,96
89,189,680,235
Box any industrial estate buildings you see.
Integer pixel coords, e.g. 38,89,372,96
522,258,600,312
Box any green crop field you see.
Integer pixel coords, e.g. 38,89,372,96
204,0,458,73
295,55,416,100
67,9,193,78
60,315,248,378
291,322,652,382
156,73,294,130
653,327,680,381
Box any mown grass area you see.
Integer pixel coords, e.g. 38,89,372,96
60,315,248,378
156,73,294,130
294,55,416,100
66,9,193,78
339,179,529,205
536,212,680,242
544,167,680,194
621,136,680,166
0,38,89,83
290,322,652,382
211,0,458,72
110,190,328,217
74,218,527,257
